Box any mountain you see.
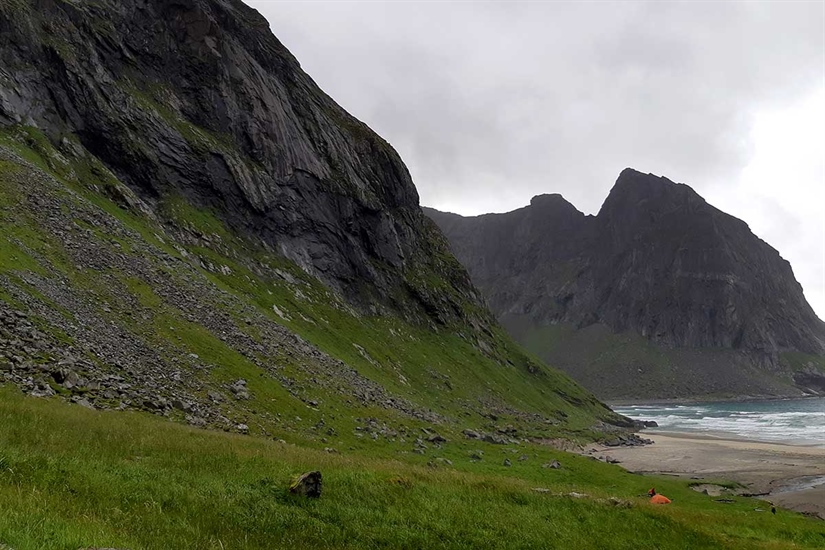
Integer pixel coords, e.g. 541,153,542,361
0,0,480,326
425,169,825,400
0,0,626,444
5,4,825,547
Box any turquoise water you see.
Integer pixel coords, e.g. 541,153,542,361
614,397,825,446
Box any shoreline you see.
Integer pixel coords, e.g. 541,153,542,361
588,431,825,519
644,427,825,448
606,393,822,407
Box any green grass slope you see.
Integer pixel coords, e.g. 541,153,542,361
0,129,823,549
0,125,621,447
0,389,822,550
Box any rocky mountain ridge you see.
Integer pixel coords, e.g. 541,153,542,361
425,169,825,399
0,0,479,327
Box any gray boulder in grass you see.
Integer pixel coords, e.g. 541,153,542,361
290,471,322,498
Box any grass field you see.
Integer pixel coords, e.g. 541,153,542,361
0,124,823,550
0,388,823,550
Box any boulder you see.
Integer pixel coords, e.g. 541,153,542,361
482,433,509,445
290,471,322,498
229,379,250,400
54,368,79,389
462,429,481,439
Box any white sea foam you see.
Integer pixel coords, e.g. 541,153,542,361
614,397,825,446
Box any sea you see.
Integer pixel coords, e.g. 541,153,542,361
613,396,825,447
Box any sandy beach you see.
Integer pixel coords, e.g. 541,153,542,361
588,431,825,519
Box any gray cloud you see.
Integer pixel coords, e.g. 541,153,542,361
249,0,825,317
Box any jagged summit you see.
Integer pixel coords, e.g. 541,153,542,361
426,170,825,399
530,192,575,208
599,169,706,217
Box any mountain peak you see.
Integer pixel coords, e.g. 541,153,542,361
530,192,567,206
611,168,679,196
616,166,655,180
599,168,704,218
529,193,583,218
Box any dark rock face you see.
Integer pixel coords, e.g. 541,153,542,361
589,171,824,358
425,169,825,397
0,0,482,325
290,471,322,498
0,146,446,429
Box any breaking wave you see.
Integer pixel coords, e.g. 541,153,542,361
614,397,825,446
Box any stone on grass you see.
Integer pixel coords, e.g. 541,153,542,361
229,379,250,400
290,471,322,498
608,497,632,508
462,429,481,439
70,396,94,409
482,433,509,445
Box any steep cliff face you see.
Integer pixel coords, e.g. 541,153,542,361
429,194,592,323
591,170,824,357
0,0,629,439
0,0,480,325
426,169,825,398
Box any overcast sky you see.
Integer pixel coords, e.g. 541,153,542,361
249,1,825,320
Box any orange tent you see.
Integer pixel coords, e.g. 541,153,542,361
650,494,671,504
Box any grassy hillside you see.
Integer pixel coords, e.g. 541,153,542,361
1,388,822,550
1,129,823,549
0,125,621,452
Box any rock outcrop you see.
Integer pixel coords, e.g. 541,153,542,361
425,169,825,398
0,0,480,326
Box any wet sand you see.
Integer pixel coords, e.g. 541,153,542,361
588,431,825,519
